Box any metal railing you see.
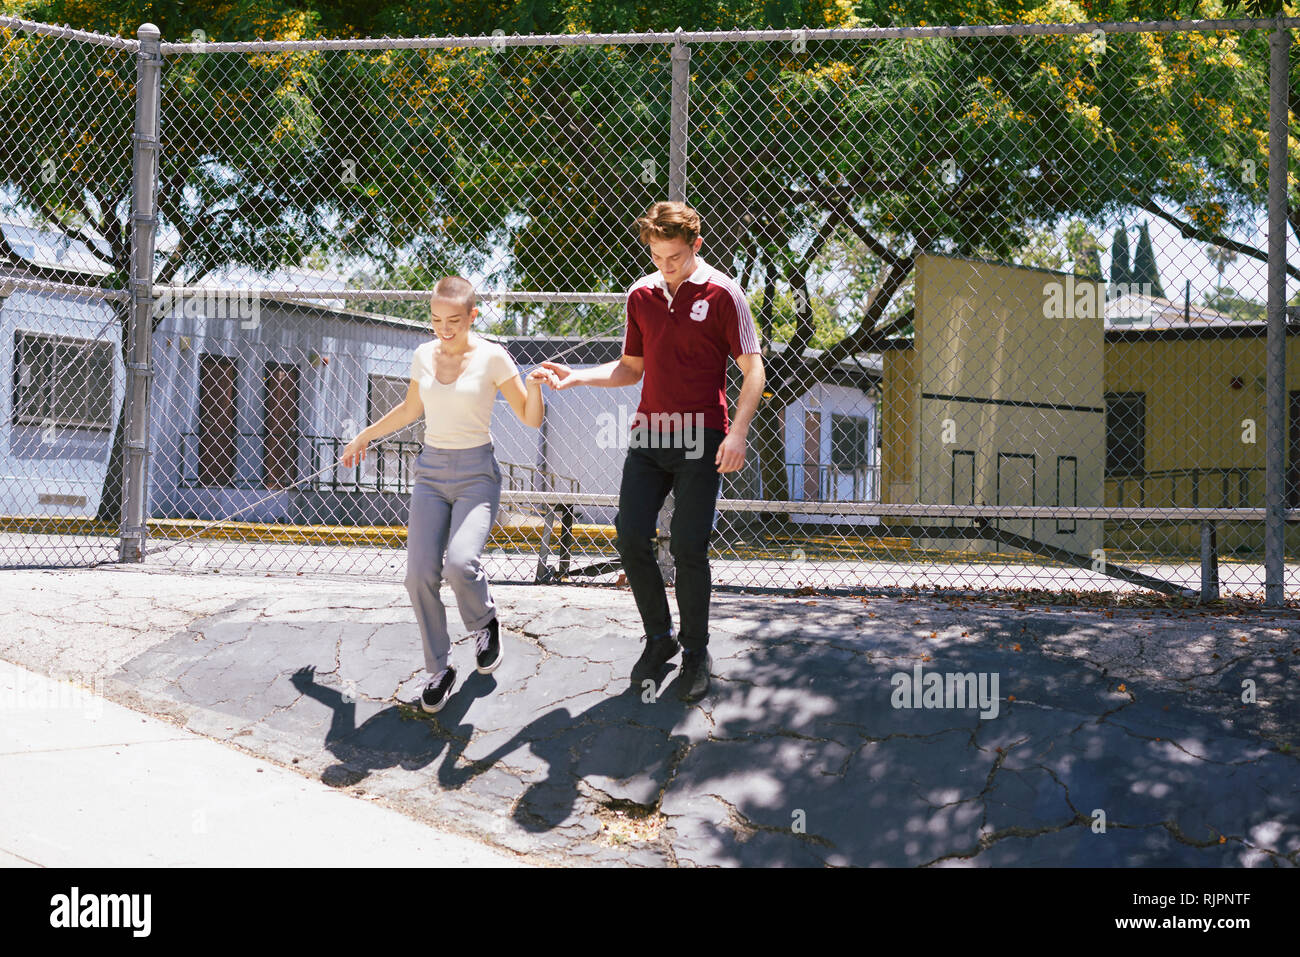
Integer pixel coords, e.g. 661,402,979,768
501,462,581,494
176,431,579,497
1108,467,1266,509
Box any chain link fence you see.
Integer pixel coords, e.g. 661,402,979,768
1,17,137,568
3,14,1298,603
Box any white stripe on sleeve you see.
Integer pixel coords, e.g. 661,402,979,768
719,273,760,355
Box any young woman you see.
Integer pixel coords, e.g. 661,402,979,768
342,276,555,713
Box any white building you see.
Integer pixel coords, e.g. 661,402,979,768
3,220,885,536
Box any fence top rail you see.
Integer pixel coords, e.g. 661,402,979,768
3,13,1293,55
0,275,130,301
0,13,138,50
154,17,1300,55
498,491,1298,522
150,287,627,304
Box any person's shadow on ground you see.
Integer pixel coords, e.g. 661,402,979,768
291,661,692,833
434,664,693,832
290,664,496,787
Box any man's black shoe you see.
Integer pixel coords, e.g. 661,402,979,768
678,649,712,702
420,666,456,713
633,630,679,678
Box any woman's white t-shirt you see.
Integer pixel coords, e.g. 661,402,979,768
410,334,519,449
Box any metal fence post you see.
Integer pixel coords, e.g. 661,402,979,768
1200,520,1219,601
1265,21,1290,606
669,29,690,203
118,22,162,563
651,30,693,587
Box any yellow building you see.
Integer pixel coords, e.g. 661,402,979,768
880,252,1300,558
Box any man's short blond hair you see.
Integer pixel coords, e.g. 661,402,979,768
636,201,701,246
431,276,476,315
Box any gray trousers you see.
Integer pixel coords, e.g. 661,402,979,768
404,442,502,674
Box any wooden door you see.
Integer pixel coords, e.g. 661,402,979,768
262,363,300,491
803,411,821,501
198,354,237,487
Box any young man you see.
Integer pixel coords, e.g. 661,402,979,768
543,202,765,701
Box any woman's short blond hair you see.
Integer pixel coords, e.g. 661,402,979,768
431,276,476,314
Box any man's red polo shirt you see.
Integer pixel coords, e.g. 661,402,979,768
622,258,760,434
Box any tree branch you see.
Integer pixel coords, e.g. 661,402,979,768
1138,196,1300,281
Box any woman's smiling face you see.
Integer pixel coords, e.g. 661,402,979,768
430,298,475,344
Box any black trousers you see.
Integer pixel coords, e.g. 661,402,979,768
614,427,725,652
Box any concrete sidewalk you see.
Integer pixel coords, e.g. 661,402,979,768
0,658,531,867
4,564,1299,866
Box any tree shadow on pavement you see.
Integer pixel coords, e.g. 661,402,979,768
635,598,1300,866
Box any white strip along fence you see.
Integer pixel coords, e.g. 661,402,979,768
2,14,1298,603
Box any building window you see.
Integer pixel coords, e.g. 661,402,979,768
367,374,423,446
1105,392,1145,476
12,331,113,430
362,373,423,491
830,413,871,469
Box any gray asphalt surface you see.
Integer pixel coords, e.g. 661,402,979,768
4,564,1298,866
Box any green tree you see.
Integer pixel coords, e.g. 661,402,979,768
1067,219,1104,278
1132,220,1165,298
1205,284,1267,321
1110,225,1131,288
1204,242,1239,299
688,0,1292,501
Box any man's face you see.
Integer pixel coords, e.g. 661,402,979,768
430,300,475,341
647,236,701,285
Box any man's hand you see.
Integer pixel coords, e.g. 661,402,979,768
540,361,579,389
715,431,747,473
541,355,643,389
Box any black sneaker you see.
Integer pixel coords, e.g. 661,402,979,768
677,649,712,702
633,629,680,678
472,618,501,674
420,666,456,713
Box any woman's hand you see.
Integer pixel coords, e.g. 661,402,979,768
527,367,559,389
503,369,550,428
340,433,369,468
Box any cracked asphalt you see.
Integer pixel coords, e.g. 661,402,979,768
5,564,1300,866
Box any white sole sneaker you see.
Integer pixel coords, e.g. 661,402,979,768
420,669,455,713
474,622,502,674
420,694,450,714
476,648,502,675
